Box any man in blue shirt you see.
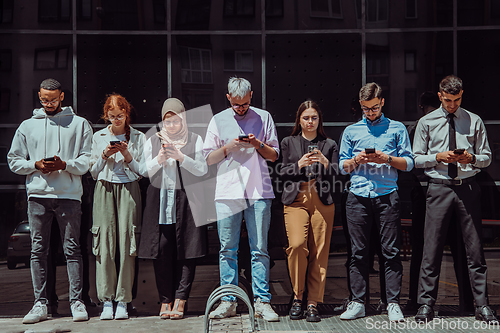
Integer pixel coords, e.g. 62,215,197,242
338,82,414,322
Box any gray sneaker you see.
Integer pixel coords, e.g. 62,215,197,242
71,300,89,322
23,301,48,324
209,300,237,319
100,300,114,320
254,298,279,322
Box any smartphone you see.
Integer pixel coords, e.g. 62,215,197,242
110,140,121,146
453,148,465,154
365,148,376,154
238,135,249,140
44,157,55,161
308,144,318,154
162,143,174,150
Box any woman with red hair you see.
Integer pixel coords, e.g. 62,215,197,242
90,93,145,320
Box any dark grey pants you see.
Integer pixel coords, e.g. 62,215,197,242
28,197,83,305
346,191,403,304
417,181,488,307
153,224,196,304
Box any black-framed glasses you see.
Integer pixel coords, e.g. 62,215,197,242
361,105,381,113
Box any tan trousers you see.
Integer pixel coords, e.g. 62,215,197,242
92,180,141,303
284,180,335,303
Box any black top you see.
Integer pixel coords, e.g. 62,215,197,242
278,134,339,206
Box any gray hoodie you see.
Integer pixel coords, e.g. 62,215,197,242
8,106,92,201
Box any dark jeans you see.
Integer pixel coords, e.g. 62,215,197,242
417,181,488,307
153,224,196,304
346,191,403,304
28,198,83,305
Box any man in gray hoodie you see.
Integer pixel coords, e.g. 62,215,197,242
8,78,92,324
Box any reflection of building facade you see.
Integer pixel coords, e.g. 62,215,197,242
1,1,500,254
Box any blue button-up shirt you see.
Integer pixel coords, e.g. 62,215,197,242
339,114,414,198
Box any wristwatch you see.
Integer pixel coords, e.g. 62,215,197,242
470,154,476,165
387,155,393,164
257,142,265,150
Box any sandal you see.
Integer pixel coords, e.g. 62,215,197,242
170,299,185,320
159,302,172,319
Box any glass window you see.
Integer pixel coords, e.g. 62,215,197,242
35,46,69,70
267,33,361,123
405,0,417,19
224,0,255,17
180,47,212,84
0,0,14,23
405,51,416,72
38,0,71,22
224,50,253,72
0,89,10,113
310,0,342,19
266,0,284,17
0,50,12,71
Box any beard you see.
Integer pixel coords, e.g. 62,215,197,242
44,105,62,116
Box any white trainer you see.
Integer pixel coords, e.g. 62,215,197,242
387,303,405,322
209,300,237,319
71,300,89,322
340,301,365,320
115,301,129,320
100,300,114,320
23,301,48,324
254,298,279,322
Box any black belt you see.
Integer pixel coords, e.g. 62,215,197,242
428,176,475,186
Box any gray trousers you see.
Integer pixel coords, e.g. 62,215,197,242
417,181,488,307
28,197,83,305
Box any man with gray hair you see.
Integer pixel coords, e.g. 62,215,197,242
203,77,280,321
8,78,92,324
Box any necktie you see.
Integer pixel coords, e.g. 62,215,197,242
448,113,457,179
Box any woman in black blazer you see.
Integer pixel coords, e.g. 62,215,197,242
279,100,339,322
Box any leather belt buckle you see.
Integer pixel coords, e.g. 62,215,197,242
455,178,462,186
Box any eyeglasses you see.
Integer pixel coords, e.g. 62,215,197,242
164,119,181,126
108,114,125,121
231,102,250,109
39,99,60,106
361,105,381,113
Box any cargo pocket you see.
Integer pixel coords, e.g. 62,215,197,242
129,225,138,257
91,226,100,257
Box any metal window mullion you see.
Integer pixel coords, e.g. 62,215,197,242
453,0,458,75
167,0,172,98
261,0,266,109
72,0,77,111
361,0,366,85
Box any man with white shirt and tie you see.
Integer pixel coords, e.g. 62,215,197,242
413,75,497,324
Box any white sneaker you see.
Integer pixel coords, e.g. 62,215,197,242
71,300,88,322
387,303,405,322
209,300,237,319
340,301,365,320
254,298,279,322
100,301,114,320
115,301,129,320
23,301,48,324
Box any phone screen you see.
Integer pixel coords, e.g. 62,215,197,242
308,145,318,153
365,148,376,154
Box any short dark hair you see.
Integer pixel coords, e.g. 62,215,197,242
40,78,62,91
439,75,463,95
359,82,382,101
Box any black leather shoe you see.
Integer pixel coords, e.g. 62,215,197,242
305,304,321,322
475,305,499,324
289,299,303,320
415,304,434,323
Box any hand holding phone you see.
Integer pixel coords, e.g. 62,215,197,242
44,157,55,161
238,135,249,140
308,144,318,154
110,140,121,146
453,148,465,155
